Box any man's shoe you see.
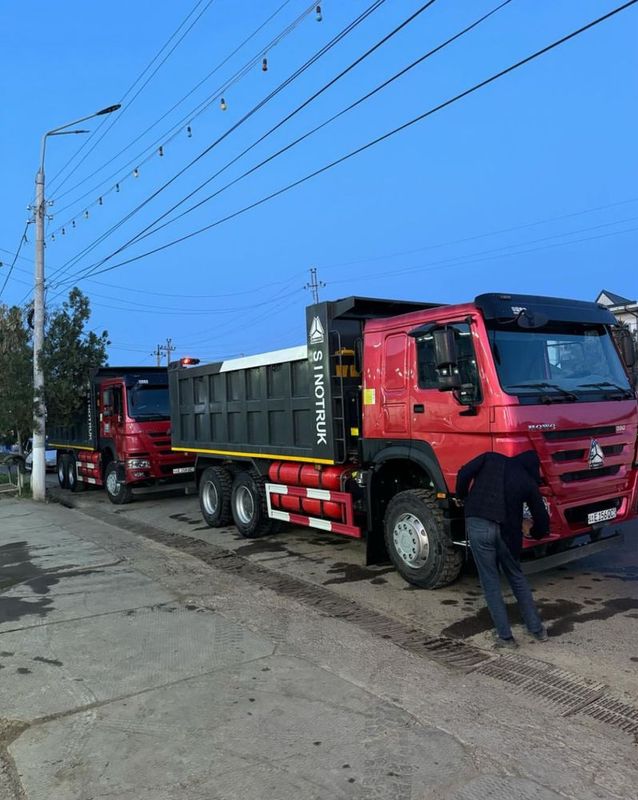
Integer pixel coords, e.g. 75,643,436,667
530,626,549,642
492,633,518,650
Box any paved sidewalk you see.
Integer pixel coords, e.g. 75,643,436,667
1,496,637,799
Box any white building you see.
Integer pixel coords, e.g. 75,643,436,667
596,290,638,334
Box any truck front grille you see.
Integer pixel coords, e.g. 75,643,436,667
560,465,621,483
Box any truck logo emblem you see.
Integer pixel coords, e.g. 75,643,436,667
588,439,604,469
309,316,325,345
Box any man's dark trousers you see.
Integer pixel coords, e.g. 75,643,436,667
467,516,543,640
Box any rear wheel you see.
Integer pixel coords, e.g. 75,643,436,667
199,466,232,527
230,470,273,538
57,455,69,489
66,455,85,493
384,489,463,588
105,461,133,505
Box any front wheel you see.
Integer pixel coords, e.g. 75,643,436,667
384,489,463,588
230,471,273,538
104,461,133,505
199,466,232,527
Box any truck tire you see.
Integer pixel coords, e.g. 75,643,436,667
230,470,273,538
57,455,69,489
384,489,463,589
199,466,232,527
66,455,85,493
105,461,133,505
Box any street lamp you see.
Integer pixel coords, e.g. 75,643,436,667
31,103,121,501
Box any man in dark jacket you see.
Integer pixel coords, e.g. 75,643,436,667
456,451,550,648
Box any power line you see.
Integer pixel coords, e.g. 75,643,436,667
65,0,638,286
48,0,317,213
0,223,30,300
76,0,510,279
47,0,389,288
48,0,217,196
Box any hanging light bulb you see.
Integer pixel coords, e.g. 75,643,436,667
315,5,322,22
51,233,55,242
133,167,140,178
220,97,227,111
187,125,193,138
72,220,76,228
61,227,66,235
158,145,164,157
262,57,268,72
83,210,89,219
98,196,103,205
115,183,120,192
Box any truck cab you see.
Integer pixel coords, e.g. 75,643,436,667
363,293,638,574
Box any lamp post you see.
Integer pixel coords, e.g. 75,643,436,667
31,104,120,501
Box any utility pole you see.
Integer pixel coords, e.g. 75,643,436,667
31,166,46,501
158,337,175,367
31,104,120,501
151,344,162,367
304,266,325,304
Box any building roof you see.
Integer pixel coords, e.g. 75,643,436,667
596,289,635,307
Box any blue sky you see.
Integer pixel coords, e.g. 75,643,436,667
1,0,636,365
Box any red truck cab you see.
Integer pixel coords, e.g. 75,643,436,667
363,293,637,562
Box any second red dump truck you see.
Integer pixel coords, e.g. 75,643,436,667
50,366,194,503
169,293,638,587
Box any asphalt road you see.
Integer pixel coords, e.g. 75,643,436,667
48,476,638,701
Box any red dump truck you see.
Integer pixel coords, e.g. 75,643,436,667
168,294,637,587
50,366,194,503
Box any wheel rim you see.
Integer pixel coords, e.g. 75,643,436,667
392,512,430,568
58,462,65,485
234,485,255,525
202,480,219,516
68,465,75,487
106,470,120,496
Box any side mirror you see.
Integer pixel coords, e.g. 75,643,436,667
618,329,636,369
433,328,461,391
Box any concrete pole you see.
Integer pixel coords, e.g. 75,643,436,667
31,165,46,502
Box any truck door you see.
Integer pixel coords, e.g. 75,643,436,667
409,320,491,493
100,383,125,455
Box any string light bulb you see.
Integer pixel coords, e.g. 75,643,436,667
51,233,55,242
115,183,120,192
158,145,164,157
133,167,140,178
262,57,268,72
220,97,227,111
83,210,89,219
72,220,76,228
315,5,322,22
98,196,103,205
61,227,66,235
187,125,192,138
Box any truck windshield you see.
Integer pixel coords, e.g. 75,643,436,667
487,323,632,401
127,385,170,420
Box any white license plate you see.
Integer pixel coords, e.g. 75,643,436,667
173,466,195,475
587,507,617,525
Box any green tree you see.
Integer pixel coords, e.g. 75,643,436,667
42,288,110,426
0,304,33,450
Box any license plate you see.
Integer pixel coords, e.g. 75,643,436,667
173,466,195,475
587,507,617,525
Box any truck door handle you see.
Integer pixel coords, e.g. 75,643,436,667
413,403,425,413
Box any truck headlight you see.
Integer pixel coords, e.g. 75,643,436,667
127,458,150,470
